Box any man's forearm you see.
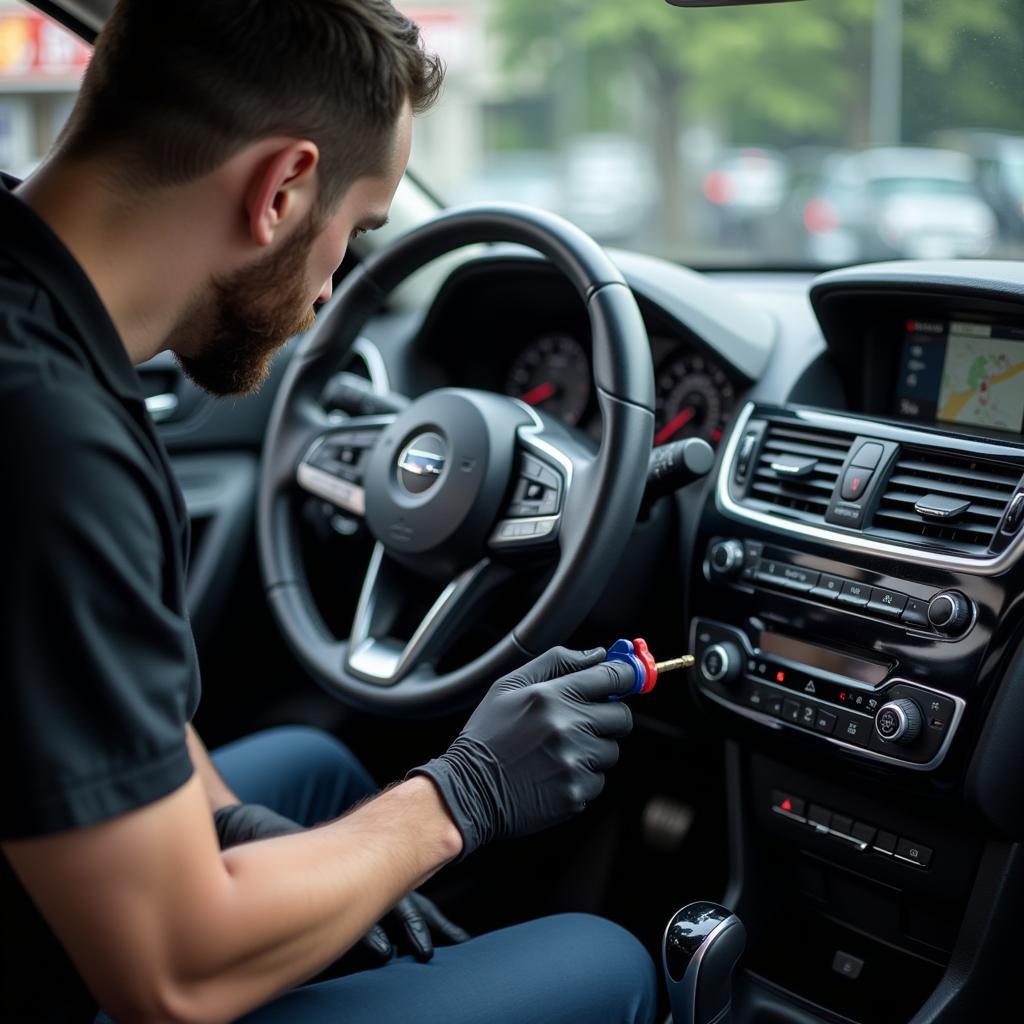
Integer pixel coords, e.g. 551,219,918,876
162,776,462,1022
186,724,239,811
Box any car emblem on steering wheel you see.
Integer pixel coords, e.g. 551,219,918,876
397,432,447,494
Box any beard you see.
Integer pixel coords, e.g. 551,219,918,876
173,213,321,396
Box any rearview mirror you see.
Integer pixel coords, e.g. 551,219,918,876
667,0,803,7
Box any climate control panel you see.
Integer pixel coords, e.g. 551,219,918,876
690,618,966,771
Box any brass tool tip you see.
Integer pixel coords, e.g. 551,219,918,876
654,655,696,673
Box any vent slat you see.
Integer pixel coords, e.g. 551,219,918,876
879,491,1005,522
760,439,849,462
743,419,852,522
892,458,1019,490
870,447,1021,555
752,468,837,494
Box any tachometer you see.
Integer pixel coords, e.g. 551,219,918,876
654,351,735,447
505,333,591,427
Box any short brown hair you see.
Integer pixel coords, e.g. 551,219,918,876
59,0,443,211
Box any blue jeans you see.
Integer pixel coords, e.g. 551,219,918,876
208,727,656,1023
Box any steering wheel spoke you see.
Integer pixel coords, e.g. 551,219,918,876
296,415,395,516
345,543,511,686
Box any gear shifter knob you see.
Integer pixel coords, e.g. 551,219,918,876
663,902,746,1024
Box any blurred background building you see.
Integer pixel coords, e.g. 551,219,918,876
3,0,1022,267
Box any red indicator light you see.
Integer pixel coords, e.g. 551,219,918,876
852,476,861,492
839,691,847,701
781,799,792,812
776,671,786,683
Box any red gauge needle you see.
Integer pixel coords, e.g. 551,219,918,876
654,406,697,446
520,381,557,406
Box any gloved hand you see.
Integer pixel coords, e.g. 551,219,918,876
213,803,469,962
409,646,635,859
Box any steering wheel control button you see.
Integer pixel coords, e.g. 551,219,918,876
867,587,907,618
874,699,922,744
840,467,873,501
850,442,884,470
837,580,871,607
895,838,933,869
926,590,973,635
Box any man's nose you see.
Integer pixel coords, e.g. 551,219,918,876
317,278,333,304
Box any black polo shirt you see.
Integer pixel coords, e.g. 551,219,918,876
0,174,201,1022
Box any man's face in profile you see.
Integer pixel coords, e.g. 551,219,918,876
175,211,321,396
175,105,412,397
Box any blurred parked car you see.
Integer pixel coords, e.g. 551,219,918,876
699,146,789,247
779,147,997,264
932,130,1024,249
559,133,658,244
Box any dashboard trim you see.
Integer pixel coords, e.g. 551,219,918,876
717,402,1024,576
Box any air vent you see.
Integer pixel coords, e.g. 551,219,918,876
871,449,1023,555
746,421,853,523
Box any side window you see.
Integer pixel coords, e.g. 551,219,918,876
0,3,89,175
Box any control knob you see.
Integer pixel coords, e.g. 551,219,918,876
874,698,922,744
926,590,972,636
709,539,745,578
700,642,742,685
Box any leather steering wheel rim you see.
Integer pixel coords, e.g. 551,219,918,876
257,202,654,715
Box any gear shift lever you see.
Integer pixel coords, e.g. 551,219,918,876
663,902,746,1024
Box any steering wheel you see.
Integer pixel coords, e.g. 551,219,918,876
258,203,654,715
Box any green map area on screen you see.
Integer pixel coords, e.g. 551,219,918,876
937,330,1024,432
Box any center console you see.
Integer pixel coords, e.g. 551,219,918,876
688,263,1024,1023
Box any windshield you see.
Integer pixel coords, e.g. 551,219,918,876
401,0,1024,268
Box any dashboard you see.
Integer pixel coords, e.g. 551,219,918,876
320,251,1024,1023
411,256,742,449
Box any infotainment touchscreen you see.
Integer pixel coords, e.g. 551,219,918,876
893,318,1024,433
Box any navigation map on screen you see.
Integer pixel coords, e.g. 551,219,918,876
894,319,1024,434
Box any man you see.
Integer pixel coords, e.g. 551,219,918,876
0,3,657,1022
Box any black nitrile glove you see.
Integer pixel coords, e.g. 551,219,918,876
409,646,635,859
212,803,470,963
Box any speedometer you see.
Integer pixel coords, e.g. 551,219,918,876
654,352,735,447
505,333,591,427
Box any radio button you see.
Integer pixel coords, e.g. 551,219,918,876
779,565,820,591
872,830,898,856
813,709,837,734
810,573,846,600
867,587,907,617
895,838,932,869
841,468,873,501
764,692,784,717
838,581,871,607
799,704,817,728
835,711,872,747
850,442,884,469
781,698,802,722
901,597,931,628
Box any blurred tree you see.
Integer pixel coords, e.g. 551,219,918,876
495,0,1022,246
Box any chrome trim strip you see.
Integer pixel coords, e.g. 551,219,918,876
717,401,1024,575
511,401,576,488
351,336,390,396
296,463,365,516
346,542,491,684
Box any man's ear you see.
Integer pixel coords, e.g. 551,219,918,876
244,140,320,248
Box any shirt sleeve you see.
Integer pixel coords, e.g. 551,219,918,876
0,375,195,839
